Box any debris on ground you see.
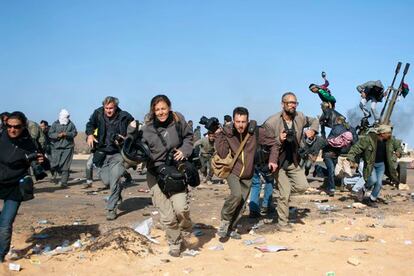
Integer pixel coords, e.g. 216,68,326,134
9,263,21,271
86,227,153,256
208,244,224,251
330,233,374,242
254,245,290,253
243,237,266,246
133,217,159,244
347,256,360,266
181,249,199,257
352,203,367,209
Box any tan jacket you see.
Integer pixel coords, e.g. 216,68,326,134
263,111,319,163
214,124,277,179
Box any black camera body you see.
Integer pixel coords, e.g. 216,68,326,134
110,133,125,146
285,128,296,143
199,116,220,133
25,152,48,181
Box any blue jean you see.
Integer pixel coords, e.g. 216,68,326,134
366,162,385,200
0,199,21,261
249,168,274,214
323,157,337,192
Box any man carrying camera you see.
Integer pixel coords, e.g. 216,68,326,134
214,107,278,240
263,92,319,232
86,96,134,220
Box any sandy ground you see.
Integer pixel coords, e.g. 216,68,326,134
1,160,413,275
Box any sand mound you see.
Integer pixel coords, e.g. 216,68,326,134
85,227,153,257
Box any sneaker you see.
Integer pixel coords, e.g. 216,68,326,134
362,197,378,208
229,230,241,240
106,210,117,220
59,182,68,188
217,220,230,238
326,189,335,197
275,223,293,233
260,207,268,216
83,180,93,189
354,189,365,202
168,248,181,257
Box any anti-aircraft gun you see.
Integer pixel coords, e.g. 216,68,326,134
357,62,410,183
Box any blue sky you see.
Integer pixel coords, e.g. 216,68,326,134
1,1,413,144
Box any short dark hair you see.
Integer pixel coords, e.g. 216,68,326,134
233,107,249,119
224,115,232,123
281,92,297,102
8,111,28,126
40,120,49,126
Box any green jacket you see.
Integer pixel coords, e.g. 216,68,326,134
345,132,402,182
317,88,336,104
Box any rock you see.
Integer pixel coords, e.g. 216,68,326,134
347,256,360,266
352,203,367,209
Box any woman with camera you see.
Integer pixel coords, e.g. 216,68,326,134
141,95,194,257
0,111,43,262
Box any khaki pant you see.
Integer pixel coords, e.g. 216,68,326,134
221,173,252,229
276,164,309,225
147,171,192,249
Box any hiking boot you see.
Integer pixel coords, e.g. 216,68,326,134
229,230,241,240
275,223,293,233
106,209,117,220
362,197,378,208
217,220,230,238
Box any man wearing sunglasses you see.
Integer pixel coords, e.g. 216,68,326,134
263,92,319,232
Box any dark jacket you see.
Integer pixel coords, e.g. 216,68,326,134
142,112,193,168
85,107,134,153
215,124,277,179
0,130,37,200
345,132,403,182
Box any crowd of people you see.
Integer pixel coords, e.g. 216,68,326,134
0,74,408,258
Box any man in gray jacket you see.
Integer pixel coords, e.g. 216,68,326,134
49,109,77,188
263,92,319,232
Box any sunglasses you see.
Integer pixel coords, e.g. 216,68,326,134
283,101,299,106
6,124,23,130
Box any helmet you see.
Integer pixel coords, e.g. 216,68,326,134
121,136,151,166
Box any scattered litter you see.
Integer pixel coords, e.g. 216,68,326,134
315,203,339,212
326,272,335,276
311,199,329,203
330,234,374,242
183,268,193,274
138,189,150,193
151,211,159,216
133,217,159,244
181,249,199,257
245,265,253,269
161,259,170,263
379,239,386,244
347,256,360,266
208,244,224,251
38,219,50,224
9,263,21,271
254,245,290,253
243,237,266,246
193,229,204,237
65,195,70,198
404,240,412,245
305,187,320,194
32,244,42,254
352,203,367,209
29,259,41,265
254,253,264,258
211,217,217,220
252,220,264,230
33,233,50,239
72,240,83,248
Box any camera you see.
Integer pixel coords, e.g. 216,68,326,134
110,133,125,146
199,116,220,133
285,128,296,143
25,152,48,181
